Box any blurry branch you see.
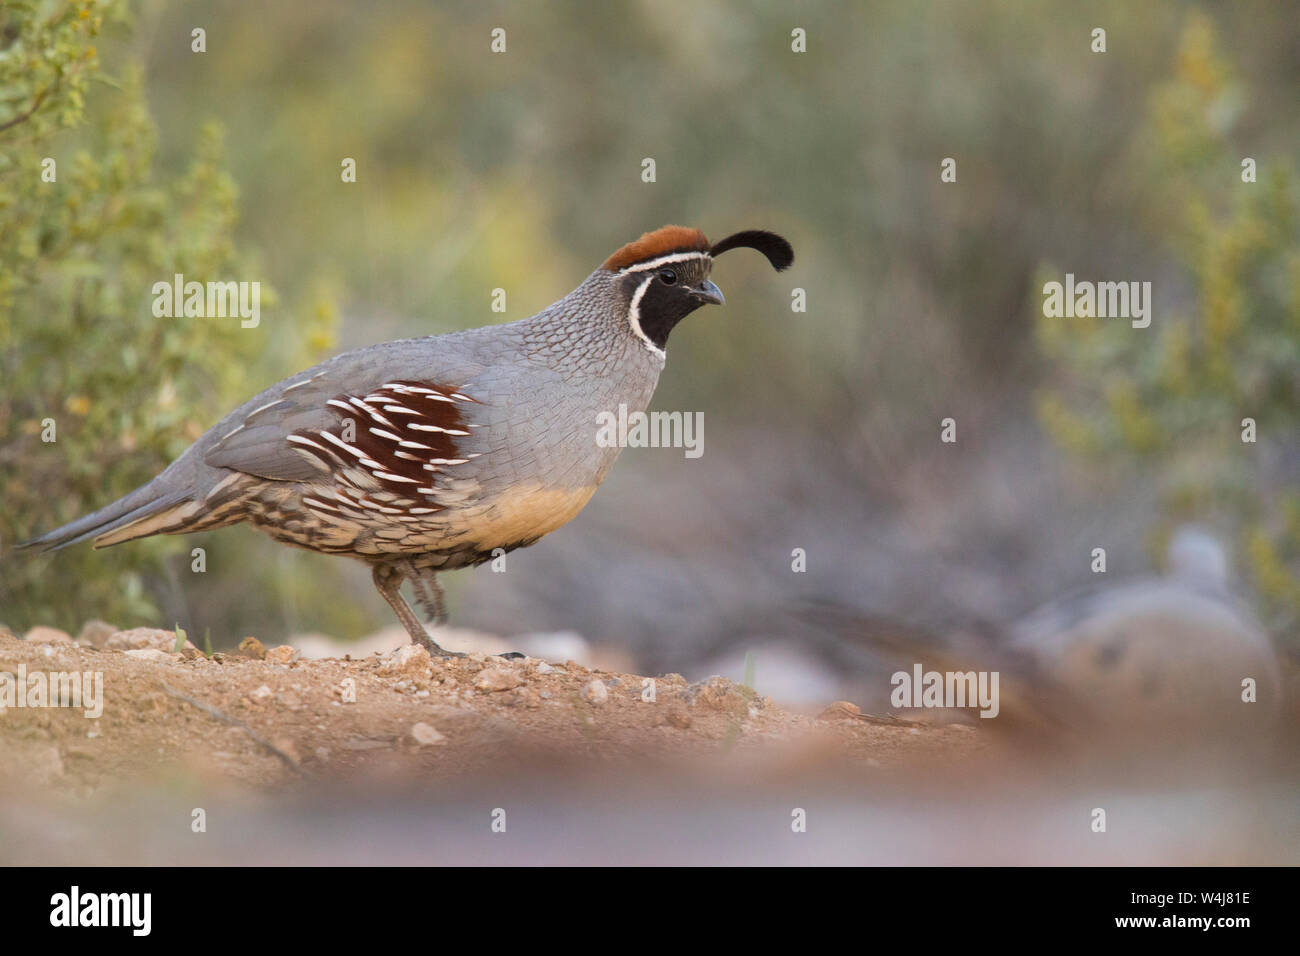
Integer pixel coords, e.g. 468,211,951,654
0,83,53,133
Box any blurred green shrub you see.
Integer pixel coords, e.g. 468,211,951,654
1037,14,1300,642
0,1,329,632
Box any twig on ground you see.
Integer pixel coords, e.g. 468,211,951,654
160,681,301,774
854,712,928,727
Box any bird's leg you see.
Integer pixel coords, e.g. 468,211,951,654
371,564,460,657
407,562,521,661
406,561,448,626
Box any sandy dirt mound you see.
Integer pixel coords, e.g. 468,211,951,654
4,628,1297,865
0,629,981,795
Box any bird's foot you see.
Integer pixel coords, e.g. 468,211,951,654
416,633,466,658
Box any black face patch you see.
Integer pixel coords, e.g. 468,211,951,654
621,257,715,351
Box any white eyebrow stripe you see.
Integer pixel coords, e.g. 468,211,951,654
619,251,712,274
626,274,666,360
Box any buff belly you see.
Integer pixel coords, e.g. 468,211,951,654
244,479,598,568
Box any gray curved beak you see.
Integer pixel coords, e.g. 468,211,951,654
691,279,725,306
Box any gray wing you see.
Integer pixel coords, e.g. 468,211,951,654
201,333,491,482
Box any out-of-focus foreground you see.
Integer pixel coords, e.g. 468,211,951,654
1,627,1296,864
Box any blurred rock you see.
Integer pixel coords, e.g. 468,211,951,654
265,645,297,665
1010,527,1283,739
238,637,266,659
818,700,862,721
106,628,196,653
75,620,119,647
411,722,445,746
690,642,853,712
124,648,178,664
512,631,591,663
23,626,72,644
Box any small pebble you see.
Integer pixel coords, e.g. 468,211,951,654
123,648,177,664
264,644,297,665
378,644,432,675
411,722,446,746
582,679,608,705
475,666,524,692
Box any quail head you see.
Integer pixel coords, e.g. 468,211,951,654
22,226,794,655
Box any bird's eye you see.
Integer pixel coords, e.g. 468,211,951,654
658,268,677,285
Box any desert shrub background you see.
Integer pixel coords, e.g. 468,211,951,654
1036,15,1300,639
0,1,335,632
1,1,1297,658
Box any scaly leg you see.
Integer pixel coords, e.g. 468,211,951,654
371,563,460,657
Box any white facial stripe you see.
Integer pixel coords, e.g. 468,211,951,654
626,274,666,359
619,251,711,274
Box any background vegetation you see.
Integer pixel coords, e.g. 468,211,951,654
1037,14,1300,638
2,1,1296,662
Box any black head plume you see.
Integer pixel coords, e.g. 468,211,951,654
709,230,794,272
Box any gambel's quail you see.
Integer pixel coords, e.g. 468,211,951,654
22,226,794,654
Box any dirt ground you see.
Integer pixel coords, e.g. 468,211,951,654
2,625,1295,865
0,626,982,793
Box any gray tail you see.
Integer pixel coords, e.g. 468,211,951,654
18,479,195,553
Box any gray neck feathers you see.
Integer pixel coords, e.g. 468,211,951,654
522,270,655,375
